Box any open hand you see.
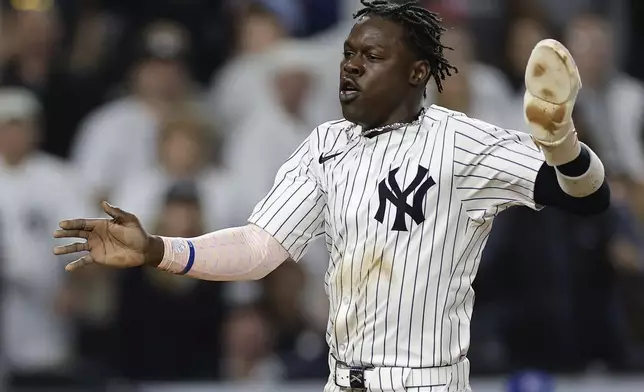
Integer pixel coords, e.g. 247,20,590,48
53,201,152,271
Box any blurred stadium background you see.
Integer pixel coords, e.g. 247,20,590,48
0,0,642,391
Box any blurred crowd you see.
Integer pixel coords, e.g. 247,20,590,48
0,0,643,390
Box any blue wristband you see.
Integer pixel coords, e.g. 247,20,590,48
178,240,195,275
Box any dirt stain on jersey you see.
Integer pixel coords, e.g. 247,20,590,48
359,250,392,289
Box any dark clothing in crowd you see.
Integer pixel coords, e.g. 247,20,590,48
472,206,634,373
110,269,227,381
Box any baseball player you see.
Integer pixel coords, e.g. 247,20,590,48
53,1,610,391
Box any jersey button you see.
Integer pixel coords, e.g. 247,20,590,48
339,344,346,352
342,297,350,305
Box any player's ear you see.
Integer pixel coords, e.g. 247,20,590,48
410,60,430,87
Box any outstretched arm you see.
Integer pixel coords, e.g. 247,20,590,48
144,225,290,281
54,132,325,278
54,203,291,279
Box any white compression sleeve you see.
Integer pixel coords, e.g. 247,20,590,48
157,224,290,281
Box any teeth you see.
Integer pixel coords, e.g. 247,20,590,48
342,80,357,91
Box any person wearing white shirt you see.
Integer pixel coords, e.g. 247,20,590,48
111,112,234,233
222,41,335,222
208,3,289,134
70,21,204,205
0,88,93,387
564,13,644,183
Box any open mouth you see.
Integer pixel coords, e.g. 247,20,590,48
339,77,361,103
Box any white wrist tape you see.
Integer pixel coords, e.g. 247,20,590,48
554,143,605,198
158,224,289,281
533,127,581,167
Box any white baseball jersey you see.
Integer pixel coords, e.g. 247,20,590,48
248,104,545,390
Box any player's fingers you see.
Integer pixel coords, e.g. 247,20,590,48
53,241,89,256
59,218,102,231
65,255,95,272
53,229,90,240
101,201,133,222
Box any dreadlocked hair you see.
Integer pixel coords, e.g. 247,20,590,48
353,0,458,94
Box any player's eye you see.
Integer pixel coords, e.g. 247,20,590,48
366,54,382,61
343,51,354,59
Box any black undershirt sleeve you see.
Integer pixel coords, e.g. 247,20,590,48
533,146,611,215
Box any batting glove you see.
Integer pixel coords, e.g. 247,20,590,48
524,38,582,166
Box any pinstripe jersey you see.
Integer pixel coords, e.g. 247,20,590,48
248,104,545,389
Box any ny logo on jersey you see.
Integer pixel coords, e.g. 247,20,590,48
374,165,435,231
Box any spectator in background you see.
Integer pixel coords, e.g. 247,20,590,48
112,182,227,381
529,0,628,66
0,88,93,389
208,2,289,133
222,40,319,220
564,13,644,222
220,304,283,382
235,1,289,55
0,5,105,159
111,111,233,232
71,20,203,207
261,261,328,380
425,23,515,129
101,0,236,84
563,13,644,184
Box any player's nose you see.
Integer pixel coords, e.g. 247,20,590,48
342,57,364,76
